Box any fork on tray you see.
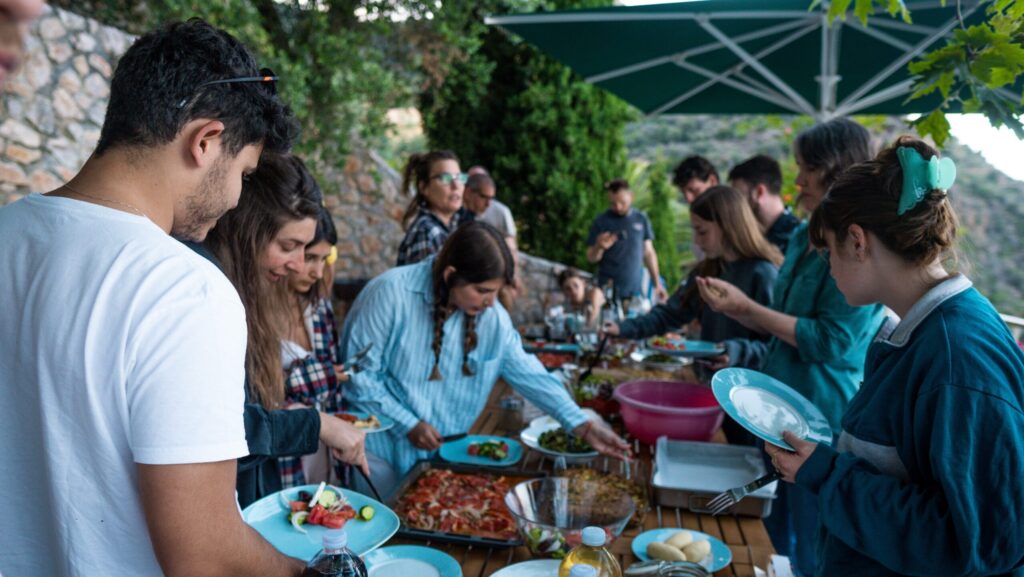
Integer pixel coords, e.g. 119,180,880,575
706,471,781,516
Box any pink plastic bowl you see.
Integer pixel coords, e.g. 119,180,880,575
612,380,724,444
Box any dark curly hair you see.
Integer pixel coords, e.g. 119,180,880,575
809,136,959,266
97,19,298,157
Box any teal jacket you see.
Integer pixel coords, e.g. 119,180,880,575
733,222,883,430
797,277,1024,576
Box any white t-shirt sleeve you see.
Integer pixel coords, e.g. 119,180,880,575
125,257,249,465
500,203,517,238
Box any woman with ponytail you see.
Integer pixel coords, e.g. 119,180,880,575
341,221,630,480
768,136,1024,576
396,150,471,266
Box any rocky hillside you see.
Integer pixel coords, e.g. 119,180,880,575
625,115,1024,317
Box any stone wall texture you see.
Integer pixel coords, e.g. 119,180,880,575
1,6,558,325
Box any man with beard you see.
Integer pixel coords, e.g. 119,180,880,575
0,19,308,577
0,0,43,89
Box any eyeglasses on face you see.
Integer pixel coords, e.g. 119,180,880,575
430,172,468,186
176,67,278,109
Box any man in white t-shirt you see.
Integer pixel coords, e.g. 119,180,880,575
0,20,307,577
466,166,518,250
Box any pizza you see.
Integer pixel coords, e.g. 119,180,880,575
395,469,518,540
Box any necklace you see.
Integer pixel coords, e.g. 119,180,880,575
61,183,147,218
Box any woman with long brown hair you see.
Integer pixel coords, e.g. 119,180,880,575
341,221,630,482
395,150,470,266
603,185,782,359
204,153,367,506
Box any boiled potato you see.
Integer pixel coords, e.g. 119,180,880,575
647,542,687,562
665,531,693,549
682,540,711,563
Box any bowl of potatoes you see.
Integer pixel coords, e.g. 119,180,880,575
631,528,731,572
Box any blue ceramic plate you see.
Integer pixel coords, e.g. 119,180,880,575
631,528,732,572
242,484,399,561
363,545,462,577
439,434,523,467
711,368,833,450
337,411,395,434
646,337,725,358
523,342,582,354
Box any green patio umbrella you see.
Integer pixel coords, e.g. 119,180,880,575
486,0,992,120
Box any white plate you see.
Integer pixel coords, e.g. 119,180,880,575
520,411,601,464
489,559,561,577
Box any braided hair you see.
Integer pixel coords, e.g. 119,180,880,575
428,222,515,380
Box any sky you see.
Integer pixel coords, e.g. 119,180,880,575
611,0,1024,182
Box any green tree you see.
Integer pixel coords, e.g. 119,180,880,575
52,0,468,170
421,1,634,269
644,154,681,290
821,0,1024,147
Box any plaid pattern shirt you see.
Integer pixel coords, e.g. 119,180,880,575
396,208,473,266
279,297,344,488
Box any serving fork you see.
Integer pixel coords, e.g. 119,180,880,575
625,560,711,577
706,471,781,516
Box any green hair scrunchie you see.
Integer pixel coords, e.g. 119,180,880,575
896,146,956,215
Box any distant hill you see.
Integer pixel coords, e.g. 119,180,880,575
625,115,1024,317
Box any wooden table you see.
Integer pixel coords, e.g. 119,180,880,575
386,379,775,576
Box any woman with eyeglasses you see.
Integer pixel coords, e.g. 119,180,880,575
341,221,631,486
396,150,472,266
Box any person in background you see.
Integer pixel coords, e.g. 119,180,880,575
602,186,783,446
340,222,630,485
558,267,606,329
771,136,1024,576
0,0,44,89
0,20,308,576
672,155,720,204
396,150,469,266
728,155,801,253
698,118,883,577
205,153,368,506
586,178,668,304
465,170,522,310
466,165,518,253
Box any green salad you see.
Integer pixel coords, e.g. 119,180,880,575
538,428,594,454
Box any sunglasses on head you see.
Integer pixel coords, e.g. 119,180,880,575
176,67,278,109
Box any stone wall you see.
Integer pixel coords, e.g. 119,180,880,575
0,6,130,201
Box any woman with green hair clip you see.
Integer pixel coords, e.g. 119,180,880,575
765,136,1024,576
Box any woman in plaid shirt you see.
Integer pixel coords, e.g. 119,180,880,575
279,206,348,487
396,150,472,266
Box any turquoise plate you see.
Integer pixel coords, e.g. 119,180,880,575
337,410,395,434
711,368,833,450
523,342,582,354
646,337,725,358
363,545,462,577
439,434,523,467
242,484,399,561
631,528,732,572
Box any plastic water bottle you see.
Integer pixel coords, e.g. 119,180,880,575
569,565,599,577
302,529,367,576
558,526,622,577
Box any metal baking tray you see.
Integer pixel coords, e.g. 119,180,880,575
387,460,546,548
652,437,777,518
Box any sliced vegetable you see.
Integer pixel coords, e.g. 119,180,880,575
308,481,327,508
289,510,309,534
359,505,375,521
317,489,338,508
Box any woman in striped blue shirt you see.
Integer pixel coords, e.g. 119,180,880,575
340,222,630,481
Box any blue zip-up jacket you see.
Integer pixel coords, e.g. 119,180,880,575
796,276,1024,576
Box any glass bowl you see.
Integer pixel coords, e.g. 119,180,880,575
503,477,635,559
